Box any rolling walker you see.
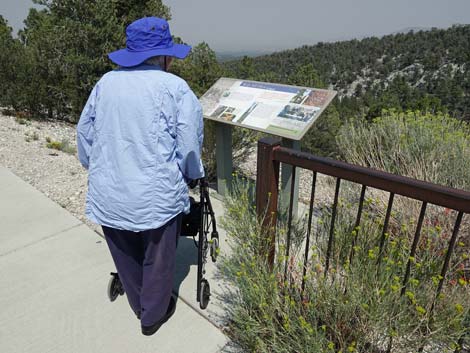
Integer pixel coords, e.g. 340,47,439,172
106,177,219,310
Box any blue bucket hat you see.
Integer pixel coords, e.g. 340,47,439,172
108,17,191,67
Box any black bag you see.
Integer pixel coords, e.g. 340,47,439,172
181,197,201,237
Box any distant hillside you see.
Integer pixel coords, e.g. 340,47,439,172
391,26,433,35
223,25,470,120
216,50,272,62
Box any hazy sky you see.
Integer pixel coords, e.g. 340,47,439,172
1,0,470,53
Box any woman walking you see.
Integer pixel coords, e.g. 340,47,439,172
77,16,204,336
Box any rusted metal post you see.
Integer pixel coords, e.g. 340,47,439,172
256,137,281,268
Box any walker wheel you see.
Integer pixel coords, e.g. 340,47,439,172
199,279,211,310
210,237,219,263
107,272,124,302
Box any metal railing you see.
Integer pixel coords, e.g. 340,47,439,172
255,137,470,352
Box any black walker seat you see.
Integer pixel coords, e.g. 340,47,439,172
107,177,220,310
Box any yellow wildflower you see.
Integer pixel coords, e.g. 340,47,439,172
416,306,426,315
455,304,464,314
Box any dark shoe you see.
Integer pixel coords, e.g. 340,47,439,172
141,296,176,336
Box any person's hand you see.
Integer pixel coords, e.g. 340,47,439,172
187,179,199,189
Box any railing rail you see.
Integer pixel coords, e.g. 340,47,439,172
255,137,470,353
273,145,470,213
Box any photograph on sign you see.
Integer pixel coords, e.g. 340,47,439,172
200,78,337,140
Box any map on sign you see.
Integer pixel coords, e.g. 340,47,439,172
200,78,337,140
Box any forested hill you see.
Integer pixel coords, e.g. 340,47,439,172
223,25,470,121
1,2,468,159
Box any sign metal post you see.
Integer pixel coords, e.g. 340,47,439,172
215,122,233,197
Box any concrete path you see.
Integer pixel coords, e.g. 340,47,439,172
0,167,230,353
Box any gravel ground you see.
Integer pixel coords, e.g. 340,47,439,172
0,113,102,234
0,112,334,235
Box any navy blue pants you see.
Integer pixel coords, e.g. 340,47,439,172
102,214,182,326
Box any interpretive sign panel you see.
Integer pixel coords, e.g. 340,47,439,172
200,78,337,140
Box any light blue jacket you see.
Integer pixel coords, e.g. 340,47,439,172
77,65,204,231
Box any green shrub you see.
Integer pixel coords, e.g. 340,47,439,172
336,110,470,190
302,104,342,158
14,111,34,125
46,138,76,155
336,109,470,271
220,180,470,353
221,179,329,352
312,193,469,352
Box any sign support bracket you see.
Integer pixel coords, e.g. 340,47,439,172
280,138,301,217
